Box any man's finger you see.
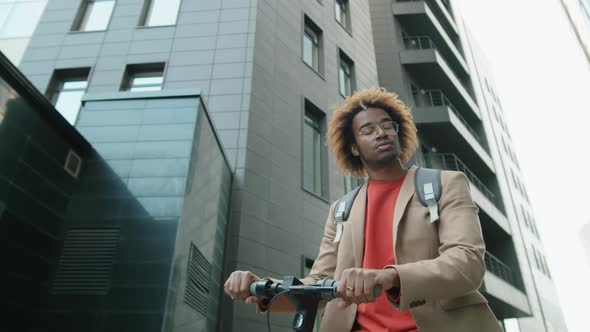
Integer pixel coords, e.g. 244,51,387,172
245,296,259,304
239,274,251,299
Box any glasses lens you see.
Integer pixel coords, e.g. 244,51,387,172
382,122,393,130
360,126,374,135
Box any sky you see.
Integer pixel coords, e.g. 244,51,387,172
456,0,590,331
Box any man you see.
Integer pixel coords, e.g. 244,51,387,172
225,88,502,331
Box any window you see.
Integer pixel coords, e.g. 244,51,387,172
303,99,327,198
46,68,90,125
531,246,542,271
303,15,323,74
541,254,552,279
140,0,181,27
338,50,354,97
121,63,165,91
73,0,115,32
335,0,350,31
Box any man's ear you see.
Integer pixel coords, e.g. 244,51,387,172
351,144,359,157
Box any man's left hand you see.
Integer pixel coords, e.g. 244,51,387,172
336,268,400,309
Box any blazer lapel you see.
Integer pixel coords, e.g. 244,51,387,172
392,166,417,253
349,183,367,267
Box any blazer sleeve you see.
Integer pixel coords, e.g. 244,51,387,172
388,171,486,311
301,201,339,284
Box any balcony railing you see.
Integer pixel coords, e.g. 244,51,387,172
424,153,498,205
485,251,516,286
413,89,482,144
397,0,454,17
403,35,436,51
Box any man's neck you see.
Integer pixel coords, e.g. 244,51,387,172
366,160,407,182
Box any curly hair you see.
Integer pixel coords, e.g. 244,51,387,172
326,87,418,178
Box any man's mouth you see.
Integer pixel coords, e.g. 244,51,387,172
375,141,393,150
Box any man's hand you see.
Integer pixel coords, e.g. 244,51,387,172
337,268,400,309
224,270,262,304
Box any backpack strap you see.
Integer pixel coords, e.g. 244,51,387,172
415,167,442,223
332,184,362,243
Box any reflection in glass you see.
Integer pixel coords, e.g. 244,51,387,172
78,0,115,31
143,0,181,27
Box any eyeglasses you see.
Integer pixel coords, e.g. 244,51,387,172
358,121,399,136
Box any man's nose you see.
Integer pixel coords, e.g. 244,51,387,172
375,125,387,138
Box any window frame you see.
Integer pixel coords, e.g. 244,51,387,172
46,67,91,125
337,49,355,97
334,0,351,32
302,14,324,77
138,0,182,27
302,99,329,201
120,62,165,92
71,0,116,32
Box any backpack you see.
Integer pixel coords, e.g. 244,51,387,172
332,167,441,243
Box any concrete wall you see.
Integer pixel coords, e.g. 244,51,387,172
222,0,380,330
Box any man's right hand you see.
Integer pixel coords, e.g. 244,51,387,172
224,270,261,304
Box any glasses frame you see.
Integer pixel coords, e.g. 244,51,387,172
358,121,399,136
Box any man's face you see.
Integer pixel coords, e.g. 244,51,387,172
350,107,401,167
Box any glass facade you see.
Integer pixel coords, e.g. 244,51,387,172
0,54,231,331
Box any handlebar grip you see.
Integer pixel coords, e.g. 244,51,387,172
332,281,383,299
250,279,273,297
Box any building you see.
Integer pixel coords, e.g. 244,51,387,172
368,1,564,330
0,0,48,65
559,0,590,63
1,0,568,331
460,23,568,332
0,47,232,331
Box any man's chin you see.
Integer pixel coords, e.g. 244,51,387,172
375,151,399,165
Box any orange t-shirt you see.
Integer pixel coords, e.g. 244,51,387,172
354,177,418,332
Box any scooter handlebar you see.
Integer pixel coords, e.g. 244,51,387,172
249,278,382,301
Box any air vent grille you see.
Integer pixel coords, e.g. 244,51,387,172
52,228,119,295
184,242,212,316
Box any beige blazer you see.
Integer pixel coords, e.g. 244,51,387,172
286,166,502,331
